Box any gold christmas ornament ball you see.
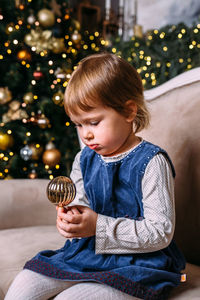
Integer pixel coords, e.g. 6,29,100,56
52,90,64,106
0,132,14,150
37,114,50,129
29,143,43,160
42,148,61,168
71,30,81,44
23,92,34,104
6,23,15,34
37,9,55,28
17,49,31,61
46,176,76,206
0,87,12,105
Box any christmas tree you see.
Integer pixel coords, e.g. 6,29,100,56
0,0,104,179
107,22,200,89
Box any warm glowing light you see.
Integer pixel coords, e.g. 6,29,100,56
142,79,146,85
159,32,165,39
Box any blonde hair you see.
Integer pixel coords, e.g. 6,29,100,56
64,52,150,133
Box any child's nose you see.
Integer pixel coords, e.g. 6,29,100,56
83,129,93,140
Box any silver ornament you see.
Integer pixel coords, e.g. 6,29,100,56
20,145,32,161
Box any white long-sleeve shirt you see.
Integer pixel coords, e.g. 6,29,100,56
69,143,175,255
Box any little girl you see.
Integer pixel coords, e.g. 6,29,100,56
5,53,186,300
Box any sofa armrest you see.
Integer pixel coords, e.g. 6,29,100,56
0,179,57,229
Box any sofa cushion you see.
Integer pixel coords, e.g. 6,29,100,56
0,179,56,229
141,81,200,265
0,225,65,299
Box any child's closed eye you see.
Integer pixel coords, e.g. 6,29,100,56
90,121,99,126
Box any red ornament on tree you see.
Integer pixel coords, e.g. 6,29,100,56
33,67,44,80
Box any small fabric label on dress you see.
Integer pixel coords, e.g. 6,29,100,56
181,274,187,282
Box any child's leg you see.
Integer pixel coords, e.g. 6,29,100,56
54,282,141,300
4,269,77,300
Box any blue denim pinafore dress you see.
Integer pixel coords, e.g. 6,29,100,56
24,141,185,300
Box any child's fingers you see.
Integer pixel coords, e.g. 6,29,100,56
56,206,66,213
70,206,81,214
57,217,80,233
58,211,82,224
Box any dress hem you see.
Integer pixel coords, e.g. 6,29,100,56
24,259,171,300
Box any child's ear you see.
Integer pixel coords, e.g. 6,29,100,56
124,100,137,122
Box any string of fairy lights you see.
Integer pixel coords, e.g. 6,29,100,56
0,0,200,179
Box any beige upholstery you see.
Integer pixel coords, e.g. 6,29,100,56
141,80,200,266
0,69,200,299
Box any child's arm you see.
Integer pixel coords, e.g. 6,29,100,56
95,153,175,254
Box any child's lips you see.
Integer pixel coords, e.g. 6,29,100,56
87,144,99,150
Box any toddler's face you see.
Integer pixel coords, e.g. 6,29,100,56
69,105,135,157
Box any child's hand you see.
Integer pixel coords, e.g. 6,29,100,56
56,206,97,239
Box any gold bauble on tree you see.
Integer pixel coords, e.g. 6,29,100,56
17,49,31,61
29,143,43,160
0,87,12,105
42,148,61,168
71,30,82,44
6,23,15,35
23,92,34,104
36,113,50,129
0,132,14,150
52,90,64,106
42,142,61,168
37,9,55,28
